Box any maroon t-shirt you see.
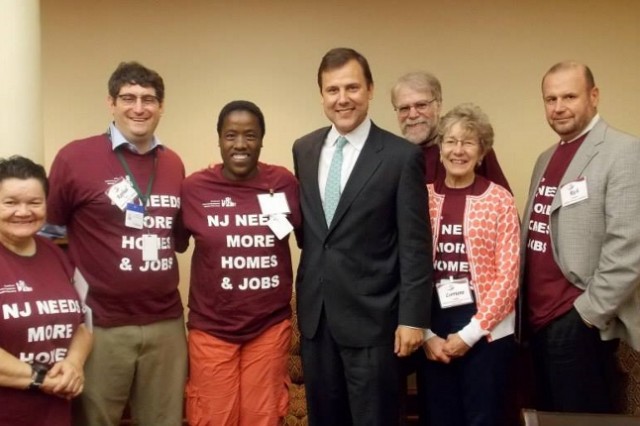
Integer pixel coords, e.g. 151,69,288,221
47,134,185,327
525,135,587,330
431,178,492,332
179,163,301,343
433,180,477,285
0,236,83,426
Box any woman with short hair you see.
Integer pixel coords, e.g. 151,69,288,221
179,101,301,426
421,104,520,426
0,155,92,426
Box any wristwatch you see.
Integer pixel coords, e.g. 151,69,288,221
28,362,49,390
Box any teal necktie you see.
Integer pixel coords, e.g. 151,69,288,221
324,136,348,225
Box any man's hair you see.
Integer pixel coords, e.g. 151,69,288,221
317,47,373,91
216,100,266,138
542,61,596,90
391,71,442,106
0,155,48,196
438,103,494,154
108,61,165,102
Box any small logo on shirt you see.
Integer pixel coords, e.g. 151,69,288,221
105,176,132,186
16,280,33,292
202,197,237,208
0,280,33,294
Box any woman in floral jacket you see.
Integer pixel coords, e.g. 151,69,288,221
420,103,520,426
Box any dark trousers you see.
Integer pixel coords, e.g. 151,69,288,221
300,312,401,426
402,352,428,425
531,307,619,413
416,335,514,426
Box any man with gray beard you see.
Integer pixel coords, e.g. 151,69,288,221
391,71,510,190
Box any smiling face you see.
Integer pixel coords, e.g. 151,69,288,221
320,59,373,135
0,178,46,251
440,122,484,188
219,110,263,181
542,67,599,142
108,83,163,152
393,84,441,144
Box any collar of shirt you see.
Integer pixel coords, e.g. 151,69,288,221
562,114,600,144
109,122,163,153
318,118,372,203
325,117,371,151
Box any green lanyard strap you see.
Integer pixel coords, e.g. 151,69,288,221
115,148,158,209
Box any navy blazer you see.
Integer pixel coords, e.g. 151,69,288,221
292,122,433,347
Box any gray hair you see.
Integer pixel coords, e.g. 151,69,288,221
438,103,494,154
391,71,442,106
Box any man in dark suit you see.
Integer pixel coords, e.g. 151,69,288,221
292,47,433,426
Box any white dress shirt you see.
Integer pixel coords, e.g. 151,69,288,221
318,118,372,202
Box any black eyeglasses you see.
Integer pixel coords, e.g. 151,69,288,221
116,94,160,107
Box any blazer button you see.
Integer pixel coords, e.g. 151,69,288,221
324,244,329,249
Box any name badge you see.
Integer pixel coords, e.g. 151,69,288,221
124,203,144,229
436,277,474,309
141,234,159,261
257,192,291,215
268,213,294,240
106,178,138,210
560,177,588,207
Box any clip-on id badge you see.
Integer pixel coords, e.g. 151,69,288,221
141,234,159,261
125,203,145,229
106,178,138,210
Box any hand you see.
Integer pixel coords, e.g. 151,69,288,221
39,374,63,396
442,333,471,359
577,310,595,328
423,336,451,364
42,359,84,399
394,326,424,357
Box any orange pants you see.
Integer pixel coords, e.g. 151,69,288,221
185,319,291,426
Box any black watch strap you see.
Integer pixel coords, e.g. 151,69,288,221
28,362,49,390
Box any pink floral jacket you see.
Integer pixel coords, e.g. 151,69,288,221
428,182,520,344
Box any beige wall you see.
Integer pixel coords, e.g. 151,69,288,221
41,0,640,298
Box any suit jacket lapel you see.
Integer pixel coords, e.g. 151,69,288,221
328,124,383,231
300,128,330,231
550,119,606,213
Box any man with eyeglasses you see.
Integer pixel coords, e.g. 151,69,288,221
391,72,513,425
391,72,511,191
47,61,187,426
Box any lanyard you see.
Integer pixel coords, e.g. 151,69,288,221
115,148,158,210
